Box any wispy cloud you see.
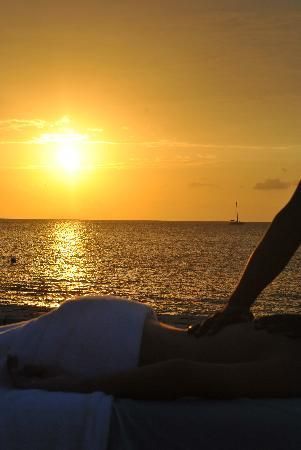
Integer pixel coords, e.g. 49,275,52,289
0,116,300,175
254,178,292,190
0,116,71,132
99,141,299,151
0,117,300,152
87,127,104,134
0,119,48,131
188,182,219,189
32,132,88,144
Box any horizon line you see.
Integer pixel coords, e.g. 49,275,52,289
0,217,271,223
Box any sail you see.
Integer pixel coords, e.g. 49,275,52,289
229,200,244,224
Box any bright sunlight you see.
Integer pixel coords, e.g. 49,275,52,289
36,130,89,175
57,145,81,173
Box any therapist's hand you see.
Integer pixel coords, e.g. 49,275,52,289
187,307,254,337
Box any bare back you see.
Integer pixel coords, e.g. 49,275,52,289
139,318,301,366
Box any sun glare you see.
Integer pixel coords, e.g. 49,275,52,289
57,145,81,173
36,127,98,177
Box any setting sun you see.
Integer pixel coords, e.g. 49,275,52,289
35,129,89,175
57,146,81,173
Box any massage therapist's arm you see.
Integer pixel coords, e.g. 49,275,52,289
227,180,301,312
9,357,301,400
190,180,301,336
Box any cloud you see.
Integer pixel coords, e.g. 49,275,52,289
87,127,104,134
254,178,292,190
189,182,218,188
33,132,88,144
0,164,46,171
0,116,72,133
0,116,71,132
0,117,300,152
0,119,48,131
54,116,71,127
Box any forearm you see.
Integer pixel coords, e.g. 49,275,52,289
228,185,301,311
71,361,220,399
82,361,192,399
77,358,301,400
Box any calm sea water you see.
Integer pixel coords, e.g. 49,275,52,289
0,220,300,320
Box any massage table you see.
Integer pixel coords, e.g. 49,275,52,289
1,382,301,450
109,397,301,450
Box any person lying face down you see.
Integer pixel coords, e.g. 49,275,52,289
5,180,301,401
6,295,301,401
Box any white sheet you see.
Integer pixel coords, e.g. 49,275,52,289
109,397,301,450
2,296,154,378
0,355,112,450
0,390,111,449
0,298,134,450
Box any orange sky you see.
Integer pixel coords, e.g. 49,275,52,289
0,1,300,221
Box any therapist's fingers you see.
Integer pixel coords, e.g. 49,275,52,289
187,315,218,337
187,322,202,335
188,310,254,338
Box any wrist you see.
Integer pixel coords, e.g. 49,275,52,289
223,305,253,323
224,302,251,315
227,291,255,312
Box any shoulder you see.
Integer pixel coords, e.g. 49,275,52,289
285,180,301,223
273,181,301,243
290,180,301,205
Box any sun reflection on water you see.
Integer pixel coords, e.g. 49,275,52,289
50,221,87,296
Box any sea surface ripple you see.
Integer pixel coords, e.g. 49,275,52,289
0,220,300,321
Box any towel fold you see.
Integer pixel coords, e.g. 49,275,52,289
1,296,155,378
0,297,148,450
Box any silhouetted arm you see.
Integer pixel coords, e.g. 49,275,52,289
227,180,301,312
9,356,301,399
189,181,301,336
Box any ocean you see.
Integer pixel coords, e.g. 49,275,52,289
0,220,300,324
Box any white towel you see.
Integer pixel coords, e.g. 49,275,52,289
0,295,154,450
4,295,155,378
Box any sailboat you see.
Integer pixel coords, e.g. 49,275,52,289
229,201,244,225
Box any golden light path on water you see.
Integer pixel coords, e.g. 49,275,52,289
48,221,88,305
